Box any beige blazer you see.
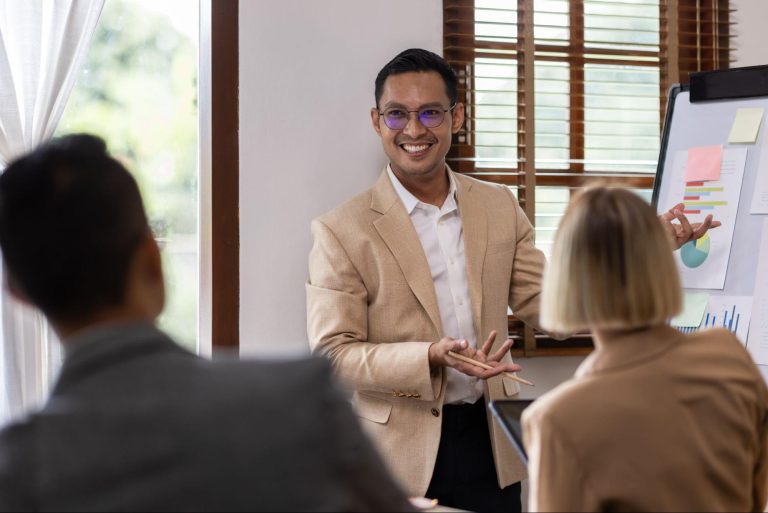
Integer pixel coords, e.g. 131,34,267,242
307,168,547,496
523,325,768,512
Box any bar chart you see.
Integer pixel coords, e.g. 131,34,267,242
682,183,728,215
677,295,753,345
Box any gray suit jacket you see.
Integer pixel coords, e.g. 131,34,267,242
0,324,412,512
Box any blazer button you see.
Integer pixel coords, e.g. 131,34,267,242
431,408,440,417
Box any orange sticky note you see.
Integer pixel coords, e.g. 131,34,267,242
685,145,723,182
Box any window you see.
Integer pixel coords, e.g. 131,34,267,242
0,0,240,426
57,0,200,351
444,0,732,354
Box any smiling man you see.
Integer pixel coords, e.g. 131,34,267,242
306,48,716,513
307,48,537,513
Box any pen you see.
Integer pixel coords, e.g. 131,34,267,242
447,351,534,386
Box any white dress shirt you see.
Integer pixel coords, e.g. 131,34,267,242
387,166,483,404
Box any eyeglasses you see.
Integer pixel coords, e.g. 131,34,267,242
377,104,456,130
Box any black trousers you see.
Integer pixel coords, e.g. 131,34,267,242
425,399,522,513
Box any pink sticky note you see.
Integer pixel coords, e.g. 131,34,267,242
684,145,723,182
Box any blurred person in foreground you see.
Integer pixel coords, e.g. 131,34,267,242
0,134,413,512
523,187,768,512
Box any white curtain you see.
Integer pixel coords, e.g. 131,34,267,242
0,282,61,423
0,0,104,424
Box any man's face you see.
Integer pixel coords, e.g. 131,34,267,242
371,71,464,182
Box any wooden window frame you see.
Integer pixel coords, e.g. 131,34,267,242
201,0,239,355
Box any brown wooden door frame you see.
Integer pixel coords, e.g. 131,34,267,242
201,0,239,355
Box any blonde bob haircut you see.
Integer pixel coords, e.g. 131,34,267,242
541,186,682,333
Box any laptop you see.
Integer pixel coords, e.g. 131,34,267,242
489,399,534,464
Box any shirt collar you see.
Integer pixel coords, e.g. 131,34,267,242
386,164,457,215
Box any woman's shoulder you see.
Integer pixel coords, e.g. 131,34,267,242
682,327,751,359
679,327,766,386
524,373,609,427
685,326,739,342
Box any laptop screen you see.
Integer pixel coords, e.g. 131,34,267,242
489,399,535,464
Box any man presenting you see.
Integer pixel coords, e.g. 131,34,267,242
306,49,716,512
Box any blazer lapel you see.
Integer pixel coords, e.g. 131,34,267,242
454,172,487,341
371,170,443,338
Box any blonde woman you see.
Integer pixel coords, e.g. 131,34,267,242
522,187,768,512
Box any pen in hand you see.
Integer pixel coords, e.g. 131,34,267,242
447,351,534,386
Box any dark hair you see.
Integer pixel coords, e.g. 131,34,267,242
374,48,459,108
0,134,149,322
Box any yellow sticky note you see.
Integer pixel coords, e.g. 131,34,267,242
728,107,764,144
671,292,709,328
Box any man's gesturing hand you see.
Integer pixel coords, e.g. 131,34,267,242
428,330,521,379
660,203,722,250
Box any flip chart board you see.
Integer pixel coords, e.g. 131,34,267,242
653,65,768,377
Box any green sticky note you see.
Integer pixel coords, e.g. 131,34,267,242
728,107,764,144
671,292,709,328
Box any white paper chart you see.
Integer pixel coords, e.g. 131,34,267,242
668,148,747,290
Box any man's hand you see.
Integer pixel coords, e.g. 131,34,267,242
428,330,520,379
659,203,722,250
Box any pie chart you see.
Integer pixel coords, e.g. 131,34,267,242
681,233,710,268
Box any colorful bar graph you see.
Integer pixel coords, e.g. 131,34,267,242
675,297,752,345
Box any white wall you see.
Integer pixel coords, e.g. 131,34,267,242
732,0,768,67
239,0,443,356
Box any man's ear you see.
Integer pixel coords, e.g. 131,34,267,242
451,102,465,134
134,231,165,318
142,232,164,284
371,108,383,136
